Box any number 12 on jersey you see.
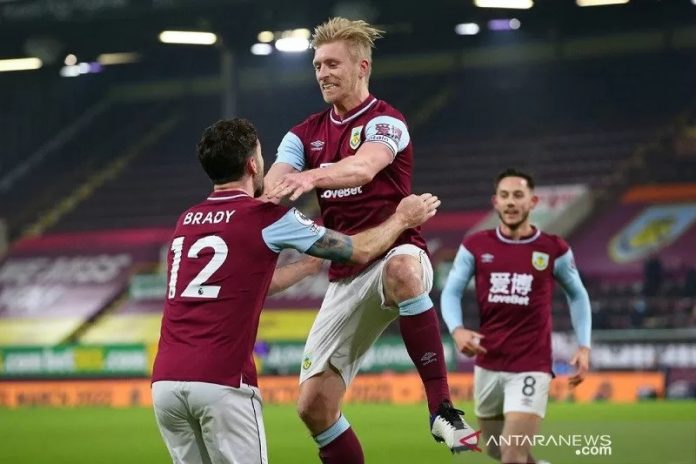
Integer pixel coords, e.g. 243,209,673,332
168,235,229,299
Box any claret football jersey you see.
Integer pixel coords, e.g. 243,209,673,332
453,227,572,373
152,189,325,388
275,95,427,281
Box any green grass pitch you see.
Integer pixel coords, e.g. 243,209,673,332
1,401,694,463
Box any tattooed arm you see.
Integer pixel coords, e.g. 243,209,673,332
306,193,440,265
305,229,354,262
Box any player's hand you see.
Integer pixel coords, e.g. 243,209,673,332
267,172,316,202
395,193,440,228
452,327,487,357
568,346,590,388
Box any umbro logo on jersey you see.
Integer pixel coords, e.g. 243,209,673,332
482,253,494,263
310,140,325,151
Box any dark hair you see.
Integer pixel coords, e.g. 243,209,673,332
494,168,535,190
197,118,259,184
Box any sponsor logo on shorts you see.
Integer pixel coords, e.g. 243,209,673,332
302,355,312,370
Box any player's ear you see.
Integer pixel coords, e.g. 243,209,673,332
530,193,539,208
359,59,369,79
491,194,497,208
247,157,259,176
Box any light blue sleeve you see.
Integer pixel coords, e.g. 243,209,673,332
440,245,476,333
274,131,305,171
553,249,592,348
262,208,326,253
364,115,410,158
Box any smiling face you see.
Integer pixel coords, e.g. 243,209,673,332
313,40,368,110
493,176,538,230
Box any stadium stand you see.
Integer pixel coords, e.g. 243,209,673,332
0,21,694,350
0,72,105,175
0,100,178,238
2,7,696,452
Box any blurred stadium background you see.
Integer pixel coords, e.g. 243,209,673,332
0,0,695,463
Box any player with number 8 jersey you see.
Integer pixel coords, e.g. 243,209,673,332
440,168,592,464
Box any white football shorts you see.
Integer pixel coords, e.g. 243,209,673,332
300,244,433,386
474,366,552,419
152,380,267,464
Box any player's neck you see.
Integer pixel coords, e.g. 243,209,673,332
333,88,370,117
213,181,252,196
499,222,535,241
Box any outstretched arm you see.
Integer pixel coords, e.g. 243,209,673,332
264,162,298,204
267,142,392,201
305,193,440,264
263,192,438,267
311,142,393,188
264,130,304,203
267,114,409,201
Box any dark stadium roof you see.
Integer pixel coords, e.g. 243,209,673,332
0,0,694,60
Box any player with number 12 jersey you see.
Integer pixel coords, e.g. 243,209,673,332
152,191,322,389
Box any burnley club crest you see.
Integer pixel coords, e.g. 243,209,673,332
532,251,549,271
350,126,363,150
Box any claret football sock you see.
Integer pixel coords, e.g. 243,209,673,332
398,303,450,415
315,415,364,464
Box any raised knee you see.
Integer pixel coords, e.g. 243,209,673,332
383,256,423,298
384,256,420,286
297,393,339,432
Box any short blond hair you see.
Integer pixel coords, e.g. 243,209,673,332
311,17,384,65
